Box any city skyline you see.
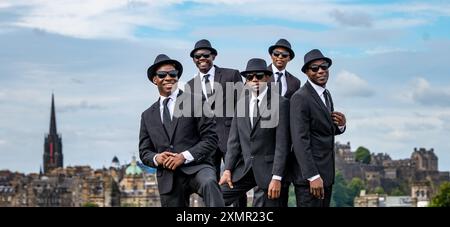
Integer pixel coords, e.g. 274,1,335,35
1,0,450,173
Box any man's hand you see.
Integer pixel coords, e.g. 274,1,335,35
163,153,185,170
332,111,346,127
309,177,324,199
268,179,281,200
155,151,176,167
219,170,234,189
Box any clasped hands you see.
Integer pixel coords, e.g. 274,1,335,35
156,151,185,170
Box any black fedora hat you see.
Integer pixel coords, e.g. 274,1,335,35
190,39,218,57
268,38,295,60
301,49,332,73
240,58,273,76
147,54,183,82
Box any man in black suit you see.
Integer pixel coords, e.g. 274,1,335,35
139,54,224,207
290,49,346,207
186,39,245,206
268,38,301,99
253,38,301,207
219,58,290,207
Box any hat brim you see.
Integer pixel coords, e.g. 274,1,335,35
301,57,332,73
190,47,218,58
147,59,183,82
240,69,273,77
268,45,295,60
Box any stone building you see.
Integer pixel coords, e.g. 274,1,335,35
336,142,450,200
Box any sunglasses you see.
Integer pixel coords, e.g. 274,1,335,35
193,53,212,59
272,50,290,58
155,70,179,79
245,72,266,81
309,62,330,72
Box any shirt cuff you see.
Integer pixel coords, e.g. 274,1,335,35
272,175,282,181
182,151,194,164
308,174,320,182
339,125,346,132
153,154,159,166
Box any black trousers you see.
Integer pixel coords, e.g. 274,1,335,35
159,167,225,207
294,184,333,207
221,170,281,207
214,150,247,207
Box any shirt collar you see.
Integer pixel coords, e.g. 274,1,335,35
250,86,268,102
308,79,326,96
199,66,216,80
271,64,286,76
159,88,180,105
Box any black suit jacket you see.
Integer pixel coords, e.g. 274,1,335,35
290,81,345,187
186,65,242,155
268,64,301,99
139,90,218,194
224,87,290,190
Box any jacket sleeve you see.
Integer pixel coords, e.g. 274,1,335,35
139,114,158,168
224,113,241,171
272,98,290,177
290,93,319,179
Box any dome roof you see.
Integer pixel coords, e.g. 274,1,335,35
125,156,143,175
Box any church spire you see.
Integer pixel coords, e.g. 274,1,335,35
49,93,57,135
44,93,63,173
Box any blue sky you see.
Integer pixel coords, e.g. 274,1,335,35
1,0,450,173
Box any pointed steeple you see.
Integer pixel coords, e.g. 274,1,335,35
44,93,63,173
49,93,57,135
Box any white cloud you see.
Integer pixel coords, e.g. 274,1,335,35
333,70,374,98
339,107,450,168
400,78,450,107
0,139,6,145
2,0,182,39
329,9,373,27
1,0,449,40
364,47,414,55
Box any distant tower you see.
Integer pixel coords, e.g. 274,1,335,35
111,156,120,169
43,93,63,173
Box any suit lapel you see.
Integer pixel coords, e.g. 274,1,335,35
151,100,170,141
250,87,271,135
213,65,222,91
305,81,333,124
267,64,275,83
168,90,184,143
285,72,295,97
240,93,252,133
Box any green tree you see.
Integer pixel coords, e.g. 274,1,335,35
82,202,99,207
288,185,296,207
331,171,352,207
355,146,371,164
373,186,385,194
430,182,450,207
348,177,365,198
390,187,406,196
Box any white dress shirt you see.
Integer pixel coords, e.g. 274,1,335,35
249,87,282,181
198,66,216,99
307,79,345,182
271,64,287,97
249,87,268,127
153,88,194,166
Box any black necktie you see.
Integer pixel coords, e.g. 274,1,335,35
252,99,260,128
204,74,213,98
162,97,172,134
275,72,283,95
323,89,332,113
